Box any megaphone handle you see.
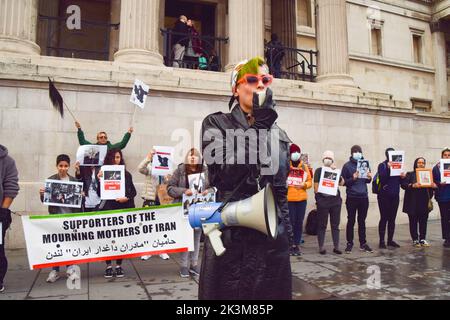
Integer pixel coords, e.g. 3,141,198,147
202,224,226,256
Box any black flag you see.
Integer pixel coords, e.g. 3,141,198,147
48,77,64,118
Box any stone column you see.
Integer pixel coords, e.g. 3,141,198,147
0,0,40,55
109,0,121,61
114,0,163,65
225,0,264,71
315,0,355,86
271,0,297,78
431,21,448,114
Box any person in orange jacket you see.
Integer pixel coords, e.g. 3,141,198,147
287,144,312,256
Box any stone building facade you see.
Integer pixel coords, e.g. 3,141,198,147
0,0,449,248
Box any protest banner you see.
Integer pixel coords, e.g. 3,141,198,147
22,204,194,270
317,167,341,196
388,150,405,176
76,145,107,166
100,165,125,200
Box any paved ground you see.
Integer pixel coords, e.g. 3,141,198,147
1,220,450,300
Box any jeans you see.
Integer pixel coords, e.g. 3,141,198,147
316,198,342,249
438,201,450,240
288,201,307,246
377,194,399,243
180,228,202,268
345,197,369,246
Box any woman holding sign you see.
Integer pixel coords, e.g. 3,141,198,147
97,149,137,278
432,148,450,247
401,158,436,247
167,148,214,278
314,151,345,255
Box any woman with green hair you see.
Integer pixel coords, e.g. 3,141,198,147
199,57,292,300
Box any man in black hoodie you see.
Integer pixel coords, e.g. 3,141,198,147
341,145,373,253
0,144,20,292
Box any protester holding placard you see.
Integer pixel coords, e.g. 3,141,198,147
432,147,450,247
168,148,214,278
313,151,345,255
287,143,312,256
401,158,436,247
75,162,101,212
376,147,406,249
341,145,373,254
39,154,80,283
0,144,19,293
97,149,137,278
75,121,133,151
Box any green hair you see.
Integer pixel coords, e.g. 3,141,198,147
236,56,266,83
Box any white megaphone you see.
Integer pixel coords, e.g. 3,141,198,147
188,183,278,256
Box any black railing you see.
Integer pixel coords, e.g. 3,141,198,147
161,28,228,71
265,44,318,82
38,15,119,61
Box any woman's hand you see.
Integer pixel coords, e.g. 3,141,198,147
97,170,103,179
39,187,45,195
115,197,129,203
201,190,209,196
412,182,421,188
184,189,194,197
147,149,156,161
74,161,80,173
353,171,359,180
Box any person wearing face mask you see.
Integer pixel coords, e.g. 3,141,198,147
401,158,436,247
341,145,373,254
313,151,345,255
167,148,214,278
199,57,292,300
432,148,450,247
377,147,406,249
287,144,312,256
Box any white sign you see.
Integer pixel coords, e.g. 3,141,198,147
152,146,175,176
357,160,370,179
43,179,83,208
440,159,450,184
317,167,341,196
188,173,206,193
388,151,405,176
100,165,125,200
22,205,194,270
76,145,107,166
287,167,307,187
130,79,149,109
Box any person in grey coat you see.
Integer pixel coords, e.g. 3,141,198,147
0,144,20,293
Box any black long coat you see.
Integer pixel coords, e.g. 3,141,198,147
198,103,292,300
401,171,433,216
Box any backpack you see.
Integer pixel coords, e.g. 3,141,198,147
305,209,318,236
372,162,387,194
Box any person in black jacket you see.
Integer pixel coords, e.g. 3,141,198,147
172,15,189,68
341,145,373,253
97,149,137,278
199,57,291,300
401,157,436,247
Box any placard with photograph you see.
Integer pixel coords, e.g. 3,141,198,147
416,168,433,187
287,167,308,186
188,173,206,193
130,79,149,109
100,165,125,200
388,150,405,176
43,179,83,208
182,192,216,218
440,159,450,184
317,167,341,196
357,160,370,179
300,153,309,165
152,146,175,176
76,145,107,166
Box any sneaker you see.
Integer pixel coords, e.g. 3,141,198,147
46,270,60,283
140,255,151,261
319,249,327,255
387,241,401,248
0,284,4,293
115,266,124,278
189,265,201,276
180,267,190,278
345,243,353,254
360,243,373,253
159,253,170,260
289,246,297,256
333,248,343,255
413,240,421,248
290,245,301,256
420,240,430,247
104,266,114,279
379,242,387,249
66,266,75,278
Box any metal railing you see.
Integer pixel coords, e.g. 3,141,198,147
161,28,228,71
265,44,318,82
38,15,119,61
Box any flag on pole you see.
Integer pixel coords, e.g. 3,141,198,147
48,77,64,118
130,79,149,109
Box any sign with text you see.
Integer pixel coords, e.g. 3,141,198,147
22,205,193,270
440,159,450,184
317,167,341,196
388,151,405,176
